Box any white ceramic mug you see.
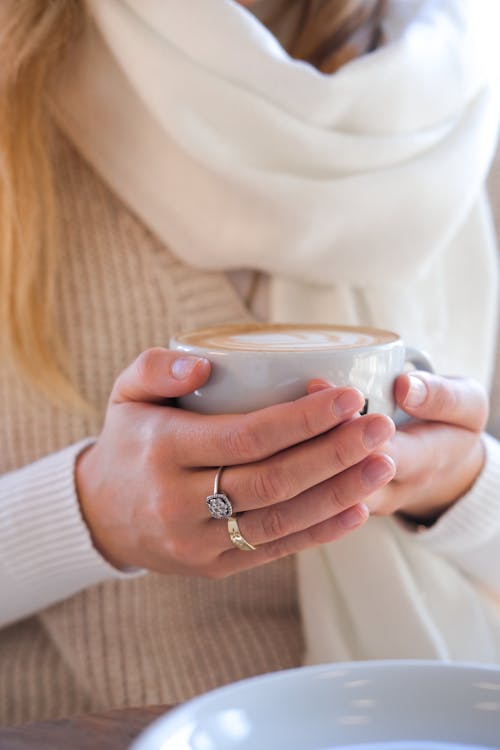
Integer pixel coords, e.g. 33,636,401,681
170,323,433,416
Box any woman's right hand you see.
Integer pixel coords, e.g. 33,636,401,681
76,348,396,577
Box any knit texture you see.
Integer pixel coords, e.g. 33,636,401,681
0,438,140,627
0,135,303,725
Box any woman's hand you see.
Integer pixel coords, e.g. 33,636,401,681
76,347,396,578
365,371,489,524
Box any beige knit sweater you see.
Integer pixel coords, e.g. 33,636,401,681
0,135,303,726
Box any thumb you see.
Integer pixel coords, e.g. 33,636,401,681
394,371,488,431
111,347,211,404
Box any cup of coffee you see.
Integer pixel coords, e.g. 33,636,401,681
170,323,432,416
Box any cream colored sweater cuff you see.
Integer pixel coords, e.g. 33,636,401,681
414,432,500,594
0,439,142,627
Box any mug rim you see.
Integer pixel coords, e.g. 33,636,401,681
171,322,401,354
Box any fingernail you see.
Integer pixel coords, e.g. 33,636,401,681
404,375,428,408
339,503,369,529
362,456,395,486
171,356,206,380
363,416,394,450
333,389,364,417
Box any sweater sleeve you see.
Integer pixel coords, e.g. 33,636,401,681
411,432,500,595
0,439,143,628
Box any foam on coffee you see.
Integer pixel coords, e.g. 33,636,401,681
177,324,398,352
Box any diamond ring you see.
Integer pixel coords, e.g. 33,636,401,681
206,466,233,519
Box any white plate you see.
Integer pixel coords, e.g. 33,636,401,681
130,660,500,750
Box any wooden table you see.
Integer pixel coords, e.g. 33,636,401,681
0,705,170,750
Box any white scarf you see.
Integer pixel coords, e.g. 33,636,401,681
54,0,500,377
54,0,500,664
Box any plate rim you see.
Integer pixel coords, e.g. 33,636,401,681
130,659,500,750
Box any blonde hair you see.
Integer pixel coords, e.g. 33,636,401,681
0,0,83,406
0,0,385,406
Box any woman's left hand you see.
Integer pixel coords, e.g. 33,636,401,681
366,371,489,524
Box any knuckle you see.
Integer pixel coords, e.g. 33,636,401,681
162,492,187,525
139,433,164,467
261,506,285,541
166,537,190,565
324,480,348,514
431,380,457,415
262,535,291,561
252,465,292,505
143,480,193,530
166,534,201,567
305,523,325,545
429,376,489,431
330,437,352,472
305,518,346,545
164,536,187,565
223,420,262,462
138,492,165,534
297,403,319,439
144,485,165,518
134,348,164,385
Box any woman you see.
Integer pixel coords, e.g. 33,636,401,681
1,0,500,725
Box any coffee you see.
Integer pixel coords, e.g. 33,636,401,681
177,323,397,352
170,323,432,415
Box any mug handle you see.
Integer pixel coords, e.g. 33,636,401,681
404,346,434,374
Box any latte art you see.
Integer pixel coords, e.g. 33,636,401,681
170,321,425,416
178,324,397,352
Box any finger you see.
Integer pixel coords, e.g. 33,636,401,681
215,502,370,577
394,371,488,432
194,413,395,515
383,421,482,485
111,348,211,404
153,453,383,570
367,423,485,519
216,453,395,548
169,385,366,468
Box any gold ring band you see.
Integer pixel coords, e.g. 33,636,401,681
228,516,256,552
